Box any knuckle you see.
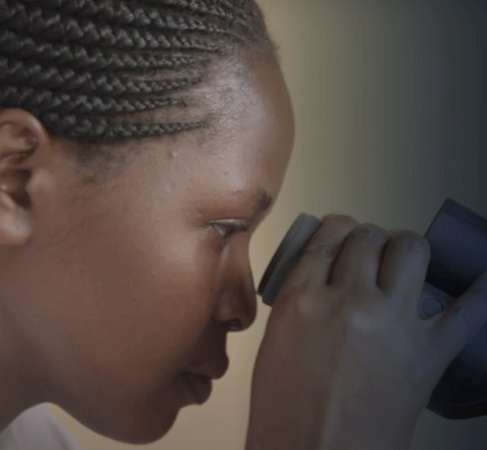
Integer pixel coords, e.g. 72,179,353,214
320,214,359,228
294,293,324,320
342,302,387,337
350,223,389,241
391,231,430,256
303,240,341,259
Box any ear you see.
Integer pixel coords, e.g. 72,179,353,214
0,108,52,246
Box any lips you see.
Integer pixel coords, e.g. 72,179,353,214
179,356,229,404
186,356,229,381
181,372,213,404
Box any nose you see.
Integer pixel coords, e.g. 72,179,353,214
213,251,257,333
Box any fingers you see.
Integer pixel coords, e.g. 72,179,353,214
376,231,431,302
290,214,359,291
328,223,390,293
281,216,431,324
433,269,487,355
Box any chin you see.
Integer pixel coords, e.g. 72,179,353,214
58,384,184,445
107,409,180,445
73,403,181,445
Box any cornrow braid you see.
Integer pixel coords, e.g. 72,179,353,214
0,86,183,116
1,3,219,51
0,30,210,71
0,0,277,162
18,0,249,35
213,0,260,28
19,0,251,24
38,113,204,141
126,0,250,24
0,56,201,95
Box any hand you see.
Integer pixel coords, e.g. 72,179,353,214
245,215,487,450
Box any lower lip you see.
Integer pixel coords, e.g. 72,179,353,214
180,373,212,405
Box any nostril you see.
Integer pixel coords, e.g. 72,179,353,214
226,318,242,332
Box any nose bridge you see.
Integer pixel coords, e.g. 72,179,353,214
215,246,257,332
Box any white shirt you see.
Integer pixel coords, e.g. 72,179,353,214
0,404,85,450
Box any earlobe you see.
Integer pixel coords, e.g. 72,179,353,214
0,184,32,246
0,109,50,246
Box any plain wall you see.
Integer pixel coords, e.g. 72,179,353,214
48,0,487,448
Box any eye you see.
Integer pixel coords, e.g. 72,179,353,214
210,220,250,241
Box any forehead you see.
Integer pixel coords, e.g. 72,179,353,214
105,53,294,214
185,52,294,191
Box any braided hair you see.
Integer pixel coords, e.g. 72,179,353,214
0,0,277,174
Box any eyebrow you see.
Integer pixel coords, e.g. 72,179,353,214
233,188,273,220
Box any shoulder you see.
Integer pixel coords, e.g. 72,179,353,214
0,404,85,450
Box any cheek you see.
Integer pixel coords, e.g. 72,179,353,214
103,219,222,338
22,213,224,388
17,219,225,426
144,228,223,337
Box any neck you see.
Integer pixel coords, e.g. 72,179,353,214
0,308,48,433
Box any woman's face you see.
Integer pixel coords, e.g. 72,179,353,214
2,54,295,444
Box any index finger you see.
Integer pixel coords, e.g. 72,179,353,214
289,214,359,290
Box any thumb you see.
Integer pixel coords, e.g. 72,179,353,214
434,269,487,356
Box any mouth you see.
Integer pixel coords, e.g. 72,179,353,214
181,372,213,405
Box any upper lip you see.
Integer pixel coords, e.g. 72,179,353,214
186,356,229,380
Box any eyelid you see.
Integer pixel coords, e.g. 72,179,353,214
210,219,251,238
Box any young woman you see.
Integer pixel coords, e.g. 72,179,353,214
0,1,486,449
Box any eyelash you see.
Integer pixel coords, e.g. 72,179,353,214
211,221,250,241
